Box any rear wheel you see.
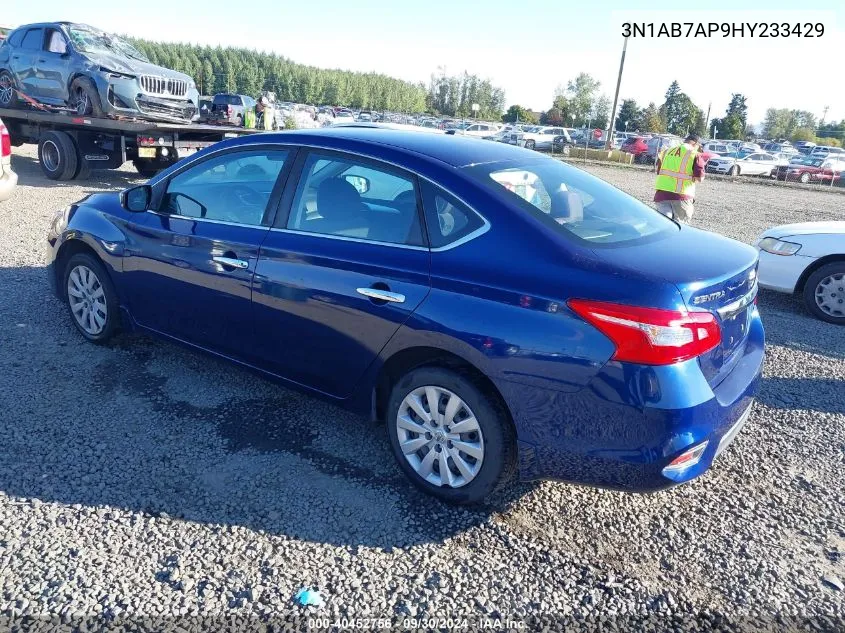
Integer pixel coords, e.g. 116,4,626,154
386,367,516,505
69,77,104,118
38,131,78,181
799,172,810,184
524,139,535,150
0,70,18,108
803,263,845,325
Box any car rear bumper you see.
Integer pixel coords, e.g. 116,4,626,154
506,309,765,492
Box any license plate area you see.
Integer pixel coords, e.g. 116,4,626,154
137,147,157,158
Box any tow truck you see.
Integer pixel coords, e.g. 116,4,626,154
0,107,255,181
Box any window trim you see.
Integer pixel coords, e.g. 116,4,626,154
149,144,298,227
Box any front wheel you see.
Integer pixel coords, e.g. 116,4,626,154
386,367,516,504
63,253,120,343
729,165,739,176
799,172,810,184
69,77,104,118
803,263,845,325
524,139,535,150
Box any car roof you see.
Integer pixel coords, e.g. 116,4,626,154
238,126,537,168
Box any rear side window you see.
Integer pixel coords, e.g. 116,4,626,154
21,29,44,50
7,30,24,48
419,180,485,249
472,158,676,246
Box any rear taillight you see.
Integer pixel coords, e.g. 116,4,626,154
0,123,10,158
568,299,721,365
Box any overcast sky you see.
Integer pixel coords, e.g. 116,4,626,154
5,1,843,125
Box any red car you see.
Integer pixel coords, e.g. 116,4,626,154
775,157,845,183
621,136,648,158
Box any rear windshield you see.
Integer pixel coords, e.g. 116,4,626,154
468,158,677,246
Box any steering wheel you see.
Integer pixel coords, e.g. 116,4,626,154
229,184,264,209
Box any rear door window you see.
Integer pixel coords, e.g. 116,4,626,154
20,28,44,50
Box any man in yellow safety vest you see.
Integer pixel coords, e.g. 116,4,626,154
653,133,705,223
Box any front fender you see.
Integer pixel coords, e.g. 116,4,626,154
48,199,130,301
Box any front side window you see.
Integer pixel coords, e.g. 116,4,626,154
286,153,423,246
46,29,67,54
161,149,288,225
472,158,676,246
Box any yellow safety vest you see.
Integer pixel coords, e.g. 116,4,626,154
655,144,697,197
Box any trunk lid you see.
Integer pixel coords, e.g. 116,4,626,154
592,225,759,386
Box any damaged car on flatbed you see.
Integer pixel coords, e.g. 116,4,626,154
0,22,199,124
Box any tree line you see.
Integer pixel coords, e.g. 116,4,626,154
507,73,841,147
127,38,505,118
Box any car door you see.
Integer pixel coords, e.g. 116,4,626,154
34,28,72,104
121,145,294,360
252,149,431,398
10,28,42,97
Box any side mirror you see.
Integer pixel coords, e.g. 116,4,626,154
344,174,370,194
120,185,151,212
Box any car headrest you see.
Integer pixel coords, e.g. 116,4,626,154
550,190,584,223
316,178,362,221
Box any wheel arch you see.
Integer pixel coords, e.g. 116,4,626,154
372,346,515,433
795,254,845,293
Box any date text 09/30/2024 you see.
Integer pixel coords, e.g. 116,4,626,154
622,22,824,38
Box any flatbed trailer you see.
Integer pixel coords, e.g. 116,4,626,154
0,107,256,180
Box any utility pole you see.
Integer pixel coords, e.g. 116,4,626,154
820,105,829,126
605,36,628,150
704,102,712,137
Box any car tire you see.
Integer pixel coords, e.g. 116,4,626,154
729,165,739,176
0,69,19,108
69,77,104,118
62,252,120,343
562,144,571,157
38,131,78,181
133,159,165,178
386,366,516,505
525,140,535,150
799,172,810,184
803,262,845,325
236,114,243,127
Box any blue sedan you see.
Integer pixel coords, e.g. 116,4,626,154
46,128,764,504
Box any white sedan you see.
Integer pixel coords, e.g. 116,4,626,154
755,221,845,324
706,152,785,177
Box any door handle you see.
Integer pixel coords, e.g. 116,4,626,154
213,256,249,270
37,58,46,63
356,287,405,303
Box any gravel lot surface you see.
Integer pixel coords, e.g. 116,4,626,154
0,145,843,631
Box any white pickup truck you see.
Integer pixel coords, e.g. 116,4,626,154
506,126,571,151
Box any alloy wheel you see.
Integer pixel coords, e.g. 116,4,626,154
72,88,90,115
67,265,108,335
396,386,485,488
815,273,845,318
0,74,13,106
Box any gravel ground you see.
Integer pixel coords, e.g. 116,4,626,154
0,145,843,632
